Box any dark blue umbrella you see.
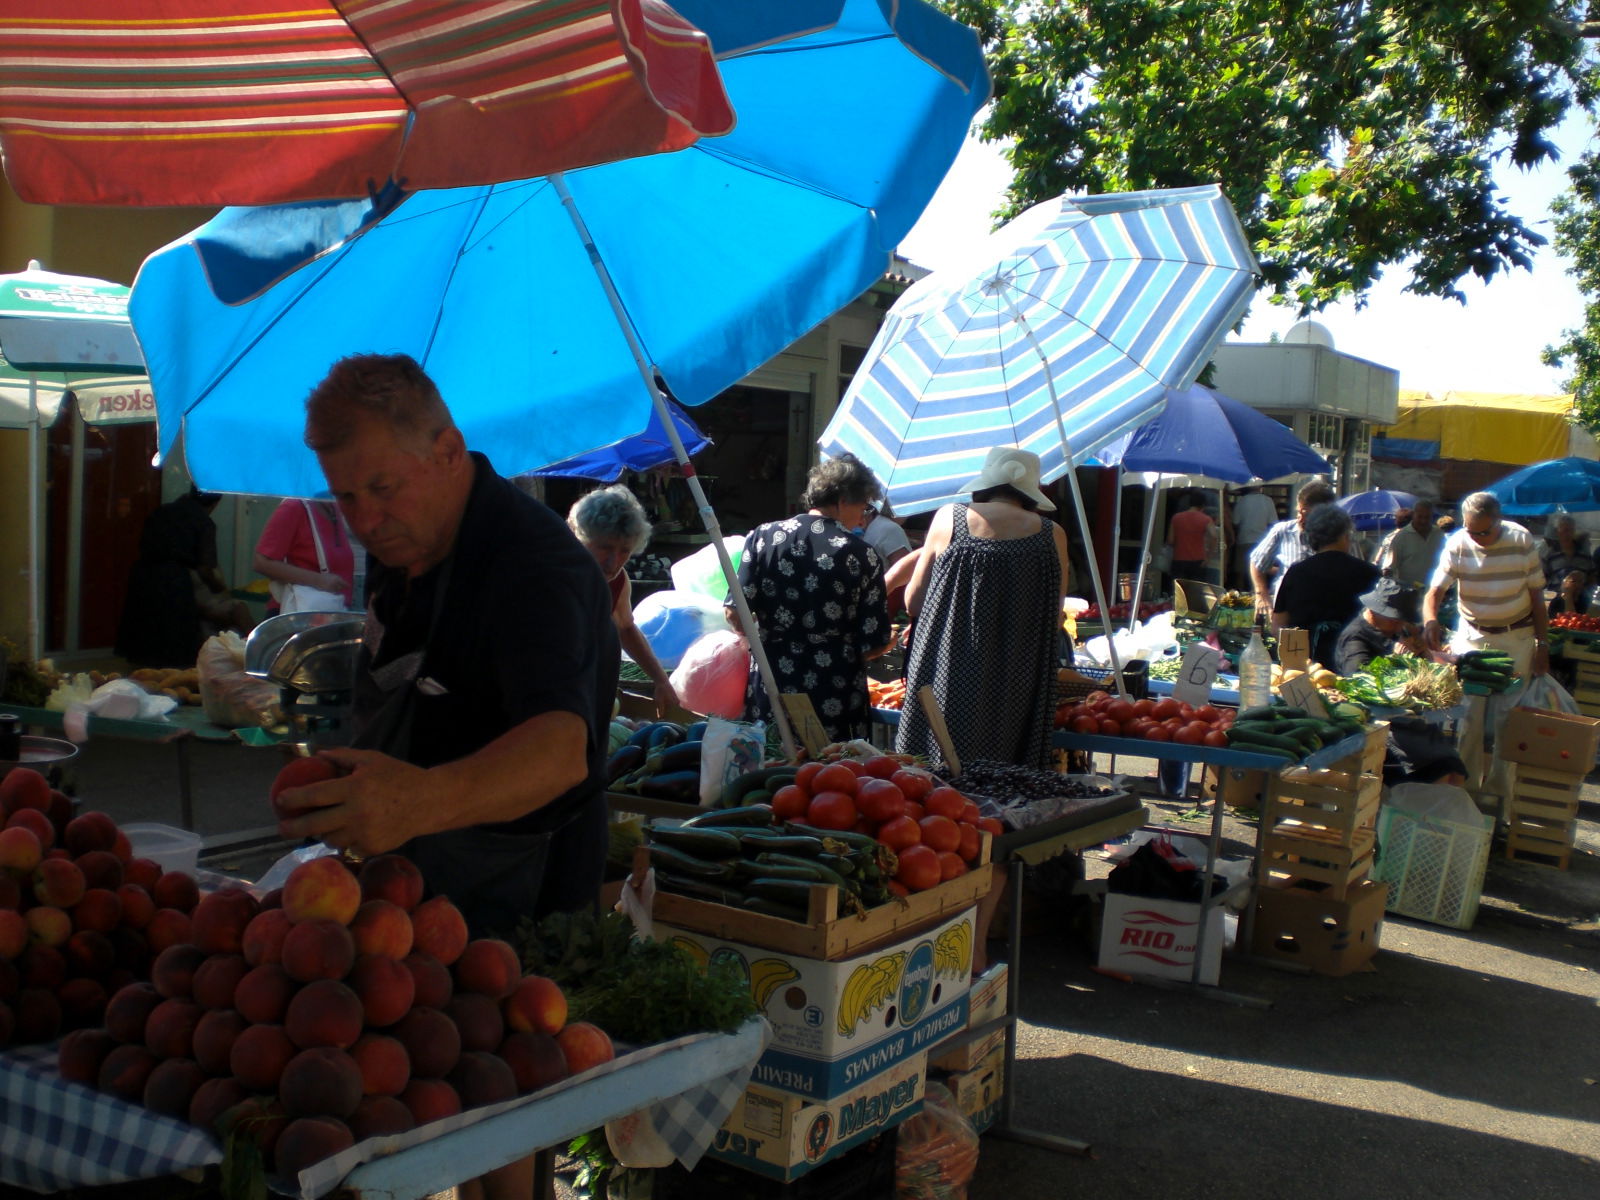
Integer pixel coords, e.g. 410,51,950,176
1094,383,1331,482
1485,457,1600,515
529,399,709,481
1337,488,1418,531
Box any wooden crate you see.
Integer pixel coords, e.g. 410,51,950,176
1265,771,1382,844
1260,825,1376,899
1278,724,1387,792
1504,823,1574,870
1510,763,1585,808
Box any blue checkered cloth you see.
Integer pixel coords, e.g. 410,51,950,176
647,1022,769,1170
0,1042,223,1192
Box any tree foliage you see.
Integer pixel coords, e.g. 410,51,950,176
1543,150,1600,424
939,1,1596,316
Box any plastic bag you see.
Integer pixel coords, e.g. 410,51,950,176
196,633,284,730
1385,781,1490,829
670,631,751,719
697,715,766,807
894,1081,980,1200
668,535,745,601
1510,673,1579,715
630,589,728,671
62,678,179,743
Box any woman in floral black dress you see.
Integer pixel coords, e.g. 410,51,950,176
731,454,893,742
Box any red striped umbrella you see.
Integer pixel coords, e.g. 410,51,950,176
0,0,733,207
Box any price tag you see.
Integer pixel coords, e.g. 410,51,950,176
1172,644,1220,707
1277,672,1329,718
1278,627,1310,672
779,693,831,759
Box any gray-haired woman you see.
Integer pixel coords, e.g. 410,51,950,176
568,485,680,718
1271,503,1380,667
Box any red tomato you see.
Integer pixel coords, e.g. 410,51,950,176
1125,718,1153,739
1145,724,1172,742
838,759,869,777
1176,702,1195,720
978,816,1004,838
854,818,875,834
918,814,962,854
1162,717,1186,736
1152,698,1181,720
1098,718,1121,737
891,769,934,802
895,844,943,892
887,879,910,899
862,755,902,779
807,790,857,830
1173,722,1206,746
877,814,922,851
812,763,858,797
957,823,982,862
958,801,982,826
857,778,907,823
1071,714,1100,734
1083,690,1112,708
1203,729,1230,748
1195,705,1221,724
903,801,925,822
794,762,825,794
1132,698,1156,718
1104,699,1136,724
937,851,968,882
771,784,810,822
924,787,966,821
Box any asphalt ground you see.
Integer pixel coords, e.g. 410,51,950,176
14,737,1600,1199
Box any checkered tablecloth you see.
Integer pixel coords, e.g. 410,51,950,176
0,1042,223,1193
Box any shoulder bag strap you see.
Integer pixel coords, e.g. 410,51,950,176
303,500,330,573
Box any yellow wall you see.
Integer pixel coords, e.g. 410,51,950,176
1385,389,1582,466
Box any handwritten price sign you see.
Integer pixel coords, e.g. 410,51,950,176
1172,644,1220,707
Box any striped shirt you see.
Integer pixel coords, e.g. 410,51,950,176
1430,523,1543,627
1250,519,1314,600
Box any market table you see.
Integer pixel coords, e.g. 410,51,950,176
0,1019,768,1200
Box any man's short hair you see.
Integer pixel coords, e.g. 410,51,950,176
1304,503,1352,551
1296,478,1336,509
304,353,455,454
1461,491,1502,520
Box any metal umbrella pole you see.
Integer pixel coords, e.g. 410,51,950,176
1128,484,1161,636
27,374,41,659
555,175,797,759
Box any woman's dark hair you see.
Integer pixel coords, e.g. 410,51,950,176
802,453,883,509
971,484,1038,511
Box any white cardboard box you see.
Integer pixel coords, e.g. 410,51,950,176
1098,893,1225,985
705,1051,927,1181
659,907,975,1100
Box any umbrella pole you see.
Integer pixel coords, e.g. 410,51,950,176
1130,485,1161,636
1111,465,1125,633
552,175,798,760
27,375,41,660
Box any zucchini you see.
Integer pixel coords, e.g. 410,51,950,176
757,852,853,890
648,825,744,859
1237,705,1304,722
733,858,830,882
1227,727,1306,755
682,803,775,828
718,769,781,809
648,844,735,880
737,831,826,856
746,877,827,906
740,896,808,922
653,871,744,905
781,823,882,853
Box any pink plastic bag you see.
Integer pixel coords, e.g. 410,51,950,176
669,631,751,718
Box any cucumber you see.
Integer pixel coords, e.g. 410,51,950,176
682,803,775,828
746,877,827,906
718,769,782,809
1227,727,1306,755
743,789,774,808
732,858,829,882
781,823,882,853
647,825,744,859
653,871,744,905
737,831,826,856
757,852,853,890
649,844,735,880
1237,705,1304,722
740,896,808,922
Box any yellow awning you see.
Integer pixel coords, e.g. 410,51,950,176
1383,390,1578,465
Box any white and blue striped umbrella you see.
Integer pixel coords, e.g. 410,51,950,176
821,185,1259,516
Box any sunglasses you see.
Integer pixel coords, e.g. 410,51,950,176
1466,522,1501,542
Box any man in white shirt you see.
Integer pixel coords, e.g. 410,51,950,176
1377,500,1444,587
1229,486,1277,588
1249,479,1336,611
857,501,911,569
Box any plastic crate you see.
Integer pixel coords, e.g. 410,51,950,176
1059,659,1149,703
1371,803,1492,930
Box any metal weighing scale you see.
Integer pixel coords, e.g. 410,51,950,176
244,612,365,753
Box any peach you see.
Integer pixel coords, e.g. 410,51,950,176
241,907,292,966
142,1055,207,1118
408,895,468,966
152,870,199,913
63,811,118,857
503,975,567,1036
49,790,76,840
235,962,297,1025
0,908,27,958
58,1027,119,1086
193,1007,248,1075
32,857,86,909
192,953,250,1010
403,951,453,1009
229,1022,297,1092
144,907,192,953
281,856,361,926
151,942,209,999
258,887,283,910
0,873,21,910
71,887,123,933
0,825,43,877
14,986,62,1042
347,1094,415,1141
144,996,201,1058
111,827,132,863
189,1076,249,1133
271,755,339,806
398,1077,461,1127
453,938,519,1000
285,978,364,1050
25,905,71,949
74,849,124,891
63,929,115,978
499,1031,568,1095
390,1006,460,1079
190,886,258,954
279,1046,363,1119
349,1032,410,1097
445,1050,516,1110
124,857,162,893
106,926,148,974
105,981,163,1044
350,899,413,960
446,991,504,1054
0,767,50,816
57,977,108,1028
98,1042,158,1101
281,917,355,983
359,854,425,913
7,807,55,850
555,1021,615,1076
348,953,415,1029
275,1115,354,1180
20,944,66,990
116,884,155,929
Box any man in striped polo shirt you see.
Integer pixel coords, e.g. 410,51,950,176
1422,491,1549,802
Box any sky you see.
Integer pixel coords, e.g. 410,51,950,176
898,114,1595,396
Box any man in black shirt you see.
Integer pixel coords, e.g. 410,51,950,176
1334,578,1422,674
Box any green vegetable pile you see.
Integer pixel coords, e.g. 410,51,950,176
1454,648,1518,694
1335,653,1463,711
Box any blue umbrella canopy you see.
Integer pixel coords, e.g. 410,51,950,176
819,186,1257,516
128,0,988,496
1337,487,1418,531
1093,384,1330,483
1484,456,1600,515
529,397,709,481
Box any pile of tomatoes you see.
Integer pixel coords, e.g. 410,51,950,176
769,757,1000,894
1551,612,1600,633
1053,690,1235,746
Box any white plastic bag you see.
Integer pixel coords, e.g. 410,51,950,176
697,715,766,807
670,631,751,719
62,678,179,743
629,589,727,671
1510,673,1579,715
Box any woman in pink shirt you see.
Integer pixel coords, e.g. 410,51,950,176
253,499,356,614
1167,491,1218,583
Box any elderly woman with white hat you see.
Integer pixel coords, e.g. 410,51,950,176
895,446,1071,770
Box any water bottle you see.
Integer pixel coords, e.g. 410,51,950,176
1238,619,1274,710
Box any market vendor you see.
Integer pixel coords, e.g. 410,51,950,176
1333,578,1424,674
1538,512,1597,615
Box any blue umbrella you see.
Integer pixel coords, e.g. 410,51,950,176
529,397,709,482
1094,384,1331,482
1337,488,1418,531
1484,457,1600,515
129,0,989,498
